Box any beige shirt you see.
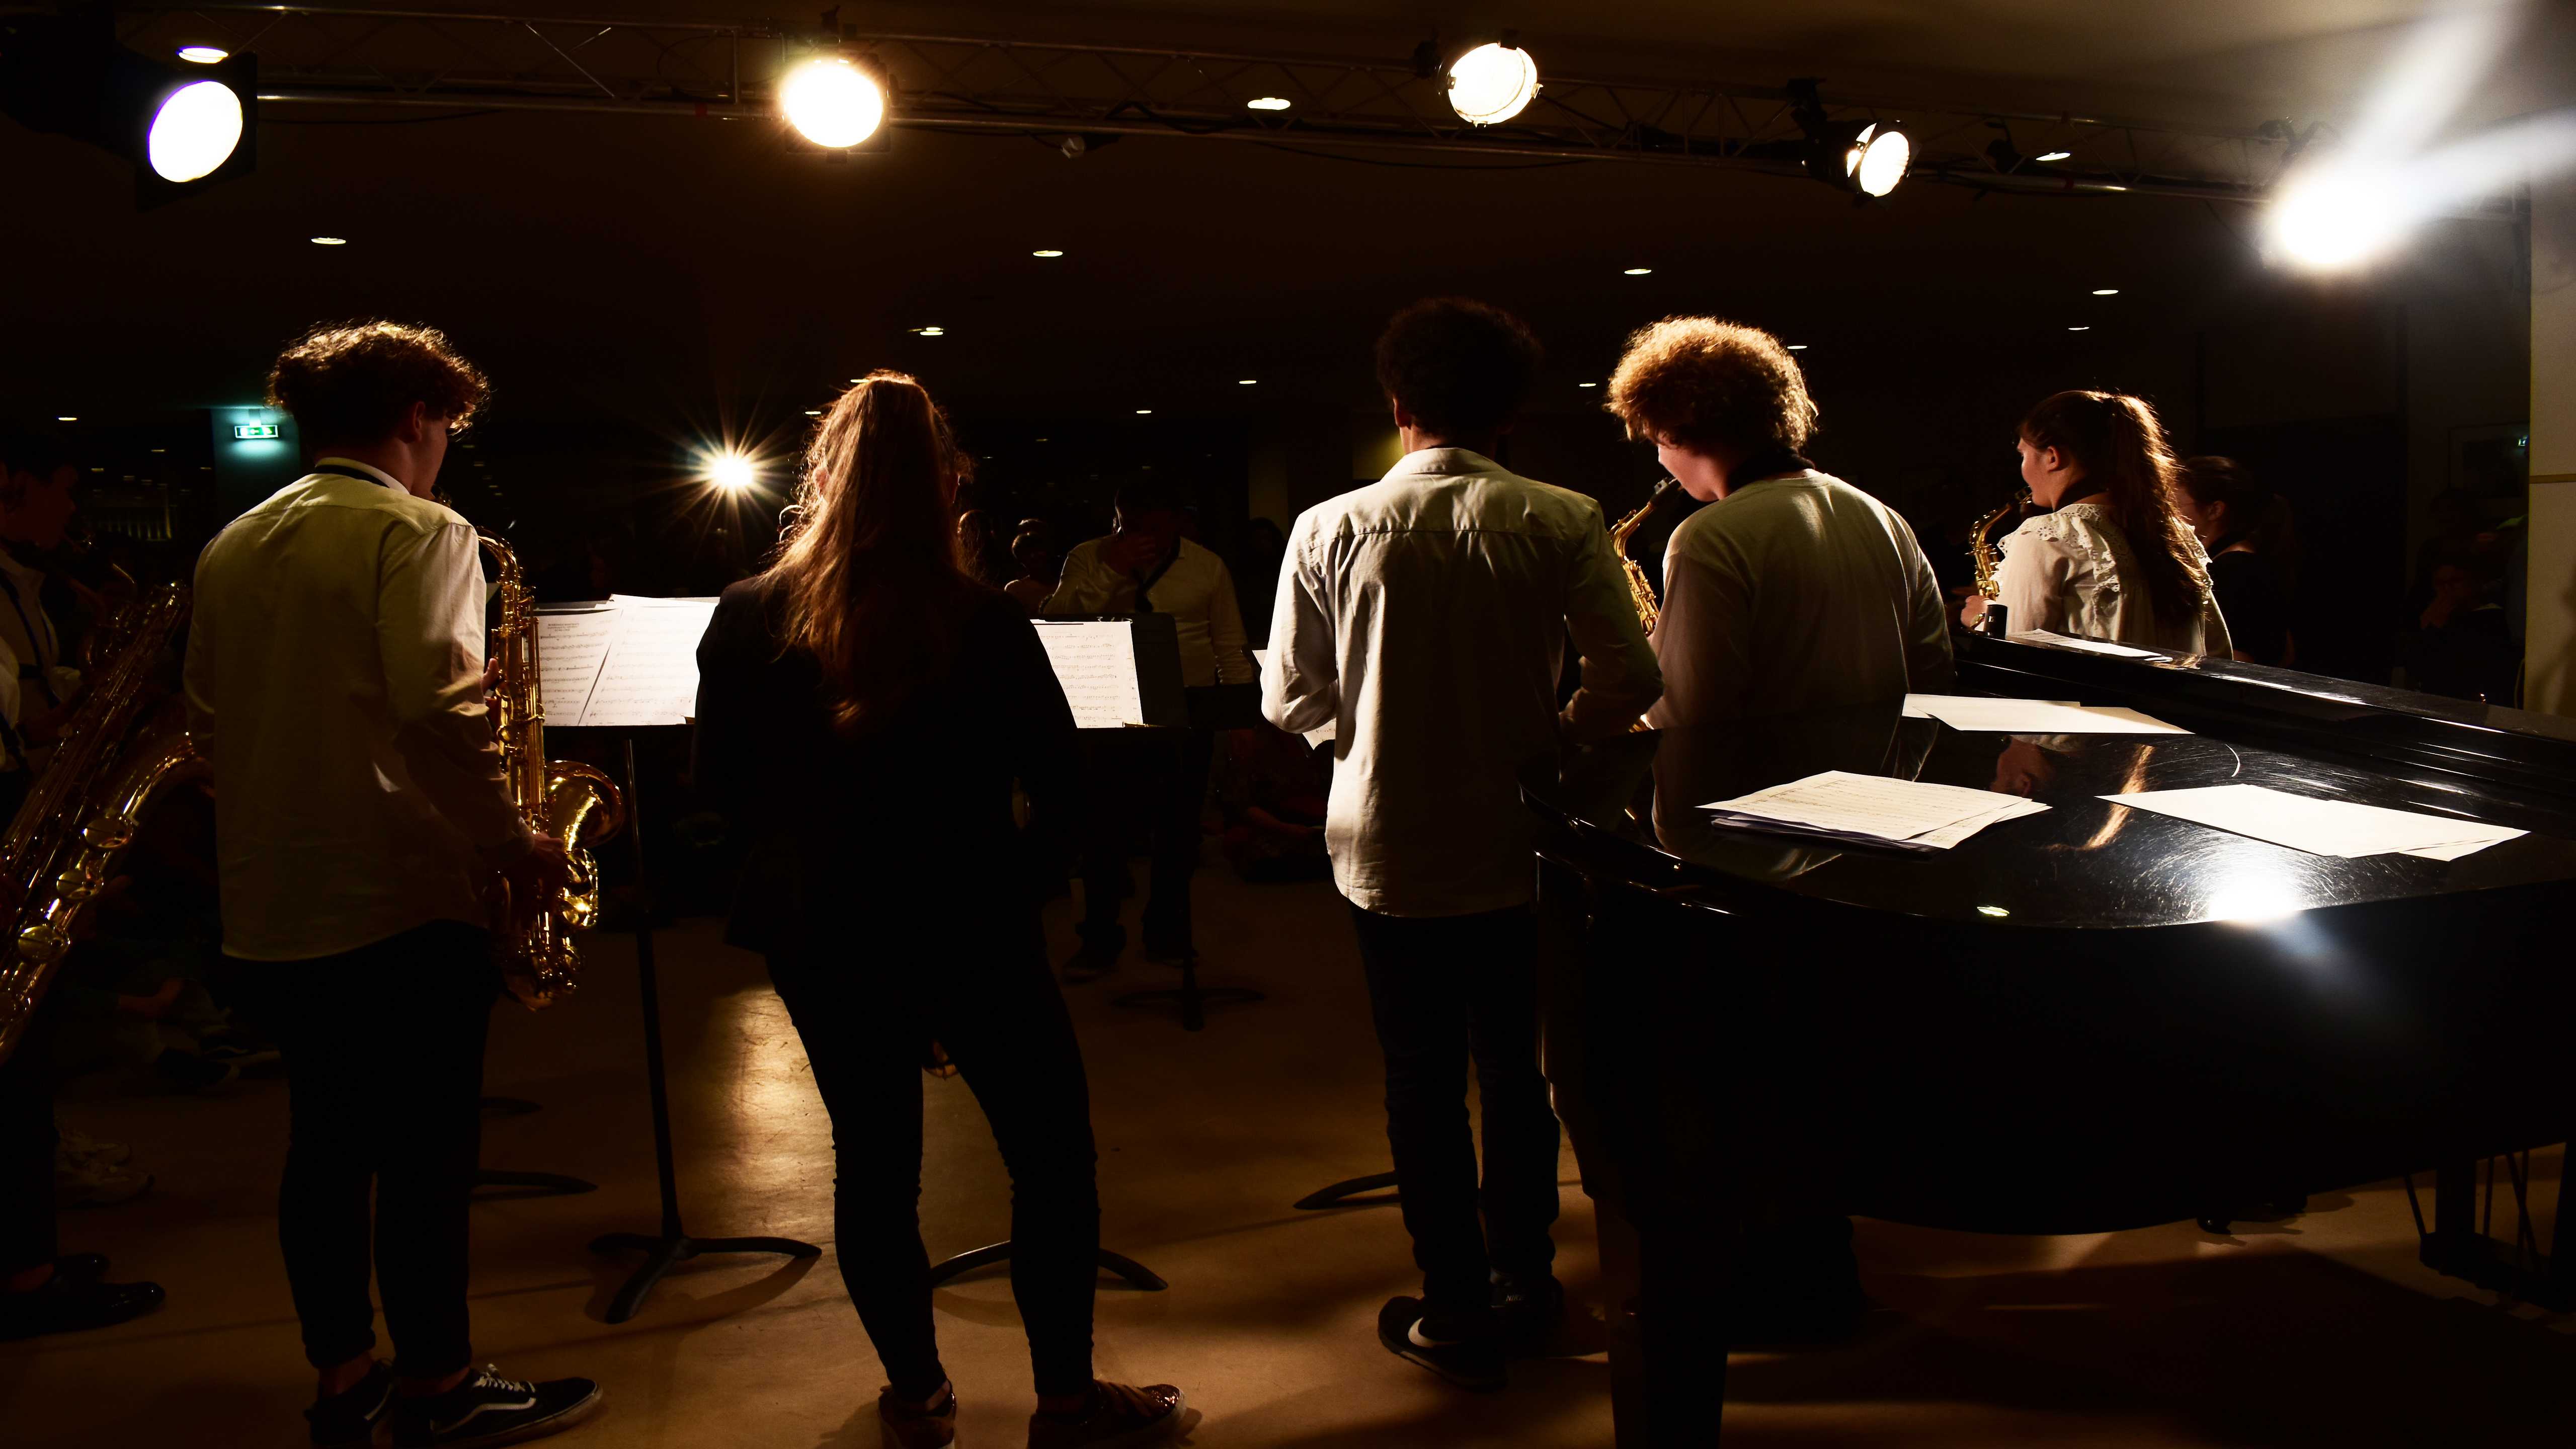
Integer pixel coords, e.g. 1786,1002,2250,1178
185,459,530,960
1649,470,1953,728
1264,448,1663,917
1044,535,1254,687
1997,499,2233,657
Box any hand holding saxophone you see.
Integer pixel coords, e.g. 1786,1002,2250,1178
501,833,574,929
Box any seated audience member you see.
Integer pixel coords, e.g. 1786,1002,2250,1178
1969,390,2231,655
695,371,1182,1448
1266,297,1661,1390
2403,546,2522,704
2175,455,2299,666
955,508,1008,587
1601,316,1951,725
1046,478,1254,975
1216,722,1330,882
1003,524,1061,615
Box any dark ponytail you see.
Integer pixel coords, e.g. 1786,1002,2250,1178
2019,390,2211,627
2176,455,2300,592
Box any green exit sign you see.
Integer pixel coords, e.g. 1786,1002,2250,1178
233,423,280,440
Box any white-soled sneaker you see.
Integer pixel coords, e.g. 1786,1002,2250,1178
391,1366,602,1448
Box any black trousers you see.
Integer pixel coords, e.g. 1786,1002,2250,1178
767,920,1099,1399
1078,728,1215,950
0,1006,57,1280
1348,902,1563,1315
255,921,497,1378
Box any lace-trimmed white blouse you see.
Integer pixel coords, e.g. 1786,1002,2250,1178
1995,499,2233,657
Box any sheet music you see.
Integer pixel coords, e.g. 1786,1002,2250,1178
1034,620,1147,729
2010,630,2162,659
2101,783,2527,859
534,607,618,730
1700,770,2050,850
1904,695,2190,735
534,596,717,728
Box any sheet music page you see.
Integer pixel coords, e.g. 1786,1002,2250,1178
534,607,618,730
1700,770,2043,846
2101,783,2526,859
1905,695,2190,735
1034,620,1146,729
576,596,719,728
2009,630,2163,659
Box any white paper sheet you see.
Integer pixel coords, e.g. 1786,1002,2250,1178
1699,770,2051,850
534,606,618,730
1034,619,1147,729
2010,630,2163,659
1904,695,2190,735
2100,783,2526,859
534,596,716,728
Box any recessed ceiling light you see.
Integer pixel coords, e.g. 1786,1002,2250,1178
911,326,945,336
1977,904,2010,917
804,409,822,416
1247,97,1291,111
1786,344,1809,351
310,235,347,246
1577,382,1597,388
2037,150,2072,162
150,447,165,453
2091,288,2120,295
1136,409,1153,415
1623,267,1652,275
2067,325,2090,332
177,46,228,64
1238,379,1257,385
1032,249,1065,258
55,415,75,422
2099,184,2130,193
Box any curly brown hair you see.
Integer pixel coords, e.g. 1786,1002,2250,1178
264,320,491,444
1604,316,1816,456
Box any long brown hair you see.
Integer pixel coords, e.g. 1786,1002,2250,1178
766,370,976,735
2020,390,2211,627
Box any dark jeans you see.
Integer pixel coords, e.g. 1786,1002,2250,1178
1079,728,1216,951
255,921,497,1378
767,921,1099,1399
0,1006,57,1279
1348,902,1562,1315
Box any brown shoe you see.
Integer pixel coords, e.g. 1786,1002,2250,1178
878,1383,957,1448
1025,1381,1184,1448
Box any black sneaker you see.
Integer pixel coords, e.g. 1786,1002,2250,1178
1493,1272,1566,1356
308,1360,396,1447
0,1272,165,1340
391,1366,602,1447
1377,1297,1504,1391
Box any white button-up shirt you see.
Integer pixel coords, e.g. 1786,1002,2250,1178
1044,535,1254,687
185,458,529,960
1649,470,1953,727
1997,499,2233,657
1264,448,1663,917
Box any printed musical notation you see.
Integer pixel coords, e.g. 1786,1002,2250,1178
534,595,719,729
1034,620,1147,730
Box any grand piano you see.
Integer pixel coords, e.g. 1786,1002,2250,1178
1531,629,2576,1445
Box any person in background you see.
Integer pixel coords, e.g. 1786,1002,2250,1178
955,508,1008,587
1965,390,2232,657
186,321,598,1449
1234,516,1288,649
694,371,1182,1449
1602,316,1951,726
2174,455,2299,667
0,432,92,744
1266,297,1662,1390
1046,477,1254,976
1215,720,1330,882
2403,545,2521,704
1003,523,1061,615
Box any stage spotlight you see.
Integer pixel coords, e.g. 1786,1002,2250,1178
1847,123,1910,197
2037,149,2072,162
0,11,257,205
706,451,758,492
780,56,886,148
1788,80,1909,201
1247,97,1291,111
1446,41,1539,126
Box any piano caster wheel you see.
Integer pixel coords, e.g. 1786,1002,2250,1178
2197,1216,2232,1235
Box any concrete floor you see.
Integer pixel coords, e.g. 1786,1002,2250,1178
5,868,2571,1447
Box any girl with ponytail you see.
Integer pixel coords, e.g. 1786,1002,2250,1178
1971,390,2234,656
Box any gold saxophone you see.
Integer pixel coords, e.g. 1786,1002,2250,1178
1609,477,1685,636
1968,487,2031,629
0,586,207,1065
479,533,625,1008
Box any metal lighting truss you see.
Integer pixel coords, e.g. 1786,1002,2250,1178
88,4,2520,214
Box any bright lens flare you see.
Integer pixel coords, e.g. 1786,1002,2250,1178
707,452,758,492
780,57,886,148
1447,42,1539,126
147,79,244,182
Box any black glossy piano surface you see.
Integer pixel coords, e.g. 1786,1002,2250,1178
1531,631,2576,1443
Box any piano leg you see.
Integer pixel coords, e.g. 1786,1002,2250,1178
1634,1216,1733,1447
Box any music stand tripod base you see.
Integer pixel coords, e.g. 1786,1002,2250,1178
1293,1171,1401,1211
591,1229,823,1324
1111,950,1264,1032
926,1241,1168,1293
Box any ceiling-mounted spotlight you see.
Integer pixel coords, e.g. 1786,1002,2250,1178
1446,39,1540,126
1787,78,1909,200
780,55,886,148
0,10,257,205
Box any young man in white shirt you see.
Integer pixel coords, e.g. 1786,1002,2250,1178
1045,478,1254,975
1265,299,1662,1389
186,322,599,1449
1604,316,1952,727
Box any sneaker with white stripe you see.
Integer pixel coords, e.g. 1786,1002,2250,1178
390,1365,602,1448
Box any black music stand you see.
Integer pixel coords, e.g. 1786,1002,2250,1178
926,1242,1169,1293
587,737,819,1323
1292,1171,1400,1211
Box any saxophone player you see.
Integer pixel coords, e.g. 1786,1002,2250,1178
1604,316,1952,727
184,323,602,1449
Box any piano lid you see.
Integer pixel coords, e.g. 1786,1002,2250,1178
1533,699,2576,933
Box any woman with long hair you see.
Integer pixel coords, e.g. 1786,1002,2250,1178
693,372,1183,1449
1968,390,2233,656
2175,454,2299,666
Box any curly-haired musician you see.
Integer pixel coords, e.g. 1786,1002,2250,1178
184,322,600,1449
